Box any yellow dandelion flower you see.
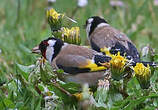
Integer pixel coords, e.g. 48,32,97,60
100,48,127,69
46,8,64,31
133,63,151,89
61,27,80,37
133,63,151,80
60,27,81,44
110,52,127,69
71,27,80,42
46,8,63,22
110,52,128,80
62,27,70,37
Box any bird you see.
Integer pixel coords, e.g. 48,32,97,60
85,16,157,67
32,37,112,85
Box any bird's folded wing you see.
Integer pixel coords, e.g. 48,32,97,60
55,55,108,74
91,26,130,49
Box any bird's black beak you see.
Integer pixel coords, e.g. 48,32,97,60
32,46,41,54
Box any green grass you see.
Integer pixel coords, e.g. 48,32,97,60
1,0,158,109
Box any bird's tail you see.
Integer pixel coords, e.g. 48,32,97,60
131,61,158,67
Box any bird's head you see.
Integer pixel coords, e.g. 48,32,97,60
32,37,64,63
85,16,109,37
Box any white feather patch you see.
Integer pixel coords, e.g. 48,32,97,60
97,23,109,28
48,40,56,46
86,18,94,39
46,40,56,64
46,46,54,64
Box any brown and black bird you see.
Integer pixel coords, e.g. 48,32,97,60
85,16,157,66
32,37,111,85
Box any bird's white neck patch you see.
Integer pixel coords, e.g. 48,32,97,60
86,18,94,38
46,40,56,64
48,40,56,46
97,23,109,28
46,46,54,64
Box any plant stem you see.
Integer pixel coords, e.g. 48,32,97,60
51,81,72,97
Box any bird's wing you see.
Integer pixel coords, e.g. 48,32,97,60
55,54,110,74
91,26,130,49
91,26,140,61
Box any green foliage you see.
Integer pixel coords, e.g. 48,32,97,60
1,0,158,109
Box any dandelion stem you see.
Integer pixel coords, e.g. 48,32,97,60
51,81,72,97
